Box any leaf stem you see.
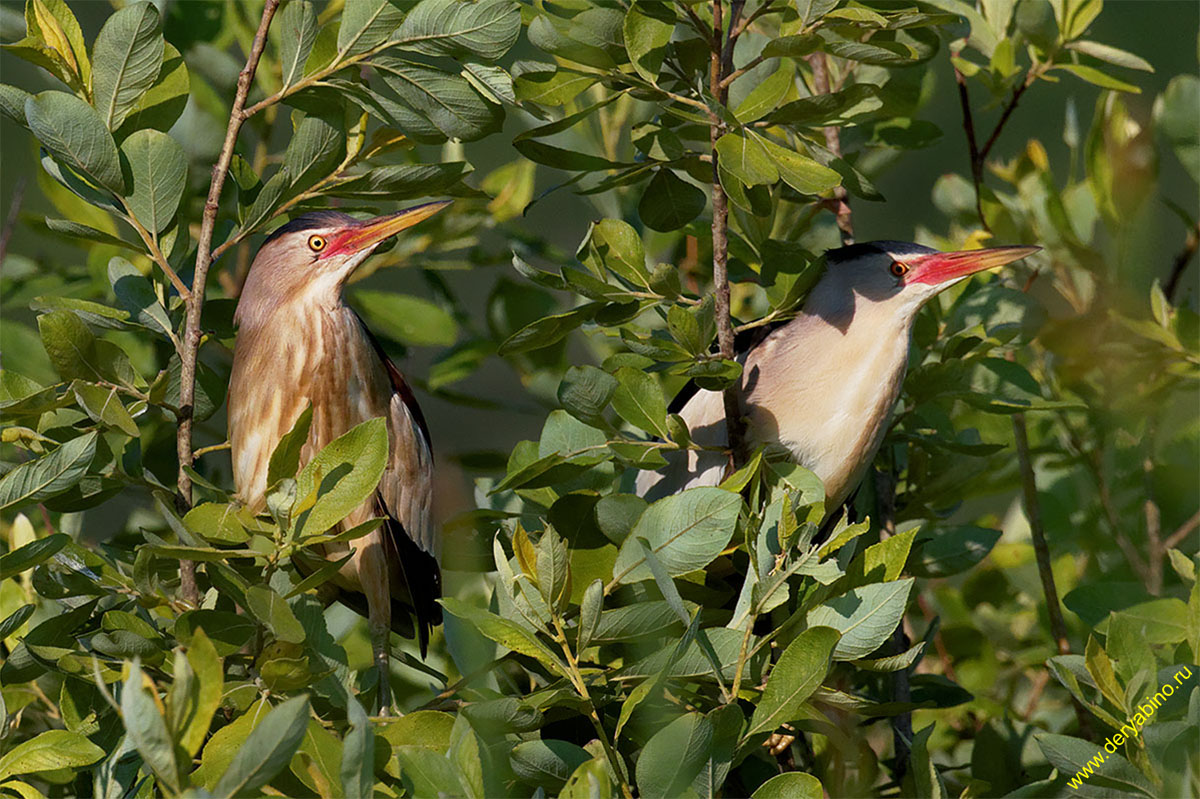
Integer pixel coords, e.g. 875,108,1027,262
176,0,281,605
118,199,192,306
550,617,634,798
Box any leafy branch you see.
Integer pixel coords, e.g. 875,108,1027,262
175,0,281,603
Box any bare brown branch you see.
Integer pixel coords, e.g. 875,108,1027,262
807,52,853,244
175,0,281,604
1165,220,1200,303
710,0,748,469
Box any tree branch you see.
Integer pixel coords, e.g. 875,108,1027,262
710,0,748,470
175,0,281,605
1013,414,1093,738
807,52,853,244
1164,509,1200,551
1164,220,1200,303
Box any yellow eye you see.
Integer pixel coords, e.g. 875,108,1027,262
889,261,909,278
308,235,326,252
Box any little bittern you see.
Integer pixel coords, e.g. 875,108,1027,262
637,241,1040,505
228,202,448,710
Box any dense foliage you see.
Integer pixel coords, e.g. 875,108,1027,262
0,0,1196,797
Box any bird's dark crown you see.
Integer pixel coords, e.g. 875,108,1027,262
260,210,360,248
826,240,937,264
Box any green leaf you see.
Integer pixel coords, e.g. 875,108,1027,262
338,0,404,57
0,533,68,581
282,112,343,195
580,218,649,286
114,42,190,139
213,696,311,799
766,84,882,127
511,739,590,791
174,628,223,757
352,290,458,347
108,256,173,339
121,661,182,793
245,585,307,644
25,91,124,193
514,65,597,106
375,57,503,142
91,2,164,131
0,432,97,511
71,381,139,436
746,626,839,737
340,694,375,798
395,0,520,61
293,417,389,538
715,132,778,187
1053,63,1141,93
0,729,105,783
441,596,567,675
754,134,842,194
0,83,31,128
329,161,473,199
462,62,515,104
636,713,712,798
807,579,913,660
639,169,707,232
1067,40,1153,71
268,404,313,487
908,526,1001,577
18,0,90,90
1156,75,1200,184
393,745,465,796
276,0,316,89
577,578,603,651
752,773,824,799
499,303,599,355
611,366,669,438
119,128,186,233
624,0,675,82
733,63,795,123
1033,732,1154,796
558,365,618,423
613,487,741,583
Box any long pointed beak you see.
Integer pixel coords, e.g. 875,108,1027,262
907,245,1041,286
323,200,450,259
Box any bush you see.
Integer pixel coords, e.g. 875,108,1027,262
0,0,1196,797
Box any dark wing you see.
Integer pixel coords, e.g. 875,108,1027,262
358,317,443,657
667,319,791,414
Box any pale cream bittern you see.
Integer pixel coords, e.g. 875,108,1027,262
637,241,1040,505
228,202,448,710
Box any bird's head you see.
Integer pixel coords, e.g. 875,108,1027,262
810,240,1040,329
236,201,450,326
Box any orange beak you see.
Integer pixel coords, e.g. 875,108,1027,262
323,200,450,259
907,245,1041,286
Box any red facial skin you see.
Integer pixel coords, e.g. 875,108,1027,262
320,200,451,260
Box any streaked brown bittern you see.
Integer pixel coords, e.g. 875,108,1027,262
638,241,1040,505
228,201,448,711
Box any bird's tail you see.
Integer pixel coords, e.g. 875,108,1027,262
382,514,443,658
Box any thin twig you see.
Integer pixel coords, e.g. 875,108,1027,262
874,466,913,781
119,198,192,304
953,66,986,231
807,52,853,244
1013,414,1094,738
710,0,748,470
1164,510,1200,551
720,54,766,89
0,176,27,268
175,0,281,605
1164,221,1199,303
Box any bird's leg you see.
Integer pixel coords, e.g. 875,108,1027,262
369,618,393,716
361,532,397,715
